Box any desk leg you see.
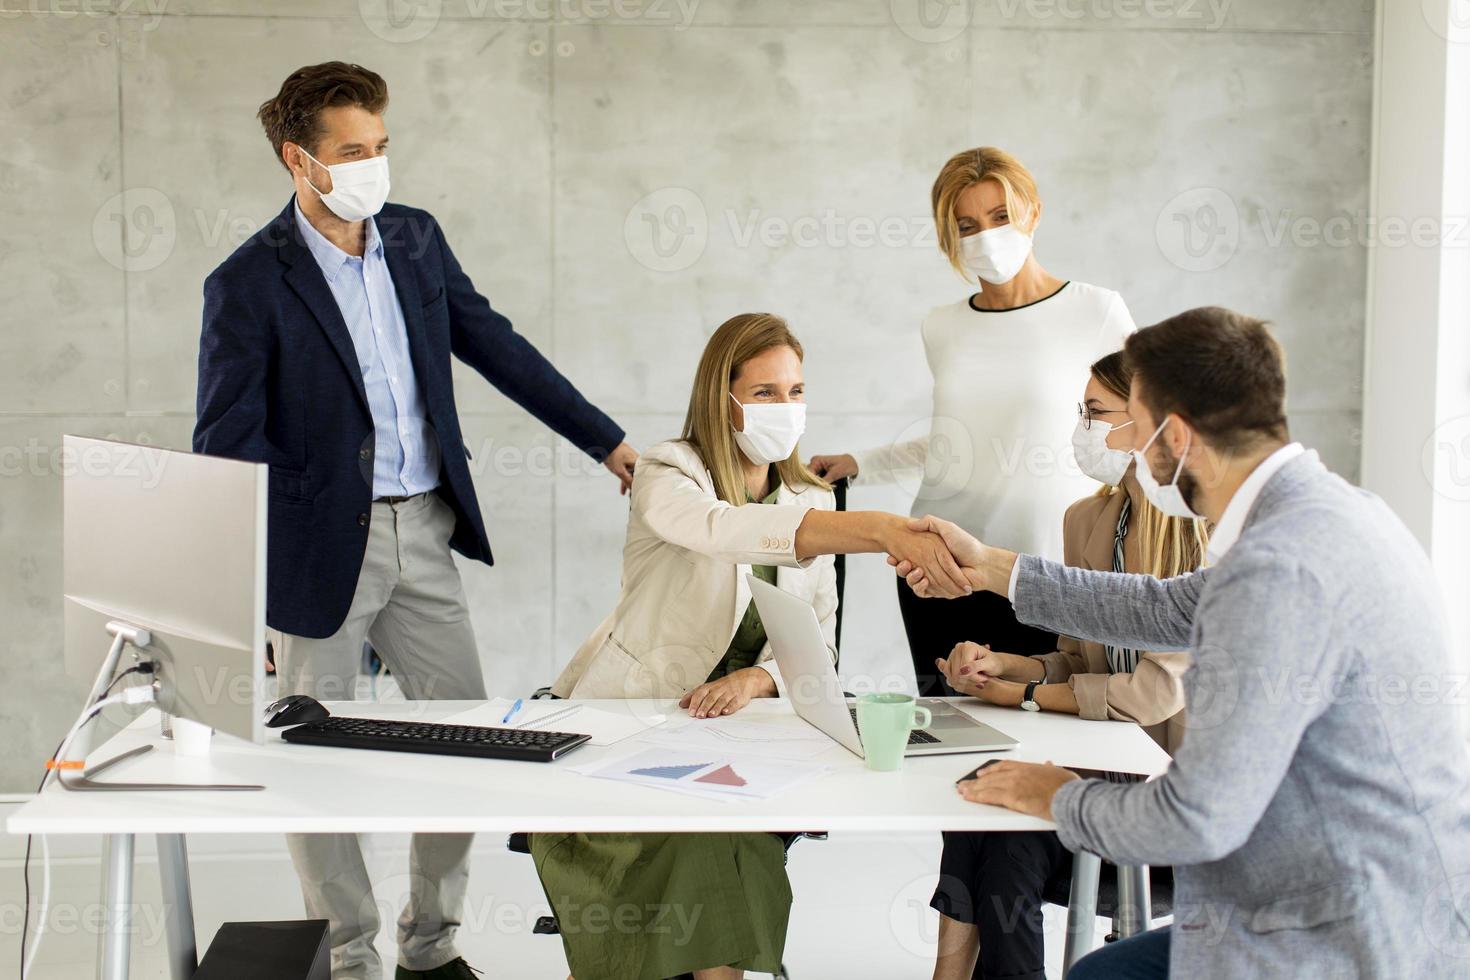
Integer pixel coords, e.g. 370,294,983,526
156,834,198,979
1115,864,1151,939
1062,851,1101,975
98,833,134,980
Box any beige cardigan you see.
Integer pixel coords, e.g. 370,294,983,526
1029,478,1190,754
551,439,838,699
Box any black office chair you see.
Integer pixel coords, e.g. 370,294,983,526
505,830,823,980
830,477,848,654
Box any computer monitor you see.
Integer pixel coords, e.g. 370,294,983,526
63,435,268,748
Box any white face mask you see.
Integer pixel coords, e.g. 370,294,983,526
960,223,1033,285
1072,417,1135,486
1133,416,1202,519
300,147,391,222
730,393,806,466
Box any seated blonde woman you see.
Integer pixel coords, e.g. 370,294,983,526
926,350,1209,980
534,312,967,980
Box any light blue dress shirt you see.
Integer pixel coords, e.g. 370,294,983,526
294,202,440,497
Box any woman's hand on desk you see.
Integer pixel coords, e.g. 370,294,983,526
679,667,776,719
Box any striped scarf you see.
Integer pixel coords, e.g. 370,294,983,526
1103,494,1145,784
1103,495,1139,675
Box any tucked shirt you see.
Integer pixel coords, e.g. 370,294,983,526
293,201,440,497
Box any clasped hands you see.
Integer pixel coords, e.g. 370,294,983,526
883,514,1014,599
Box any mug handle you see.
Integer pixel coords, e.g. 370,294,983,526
911,706,933,730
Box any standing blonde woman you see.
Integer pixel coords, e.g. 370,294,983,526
535,313,967,980
810,147,1136,696
924,351,1207,980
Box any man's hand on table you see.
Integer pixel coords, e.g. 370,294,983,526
957,760,1080,821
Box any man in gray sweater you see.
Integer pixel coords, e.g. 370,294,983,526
895,307,1470,978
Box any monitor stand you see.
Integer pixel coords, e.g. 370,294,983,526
60,743,264,792
59,623,264,792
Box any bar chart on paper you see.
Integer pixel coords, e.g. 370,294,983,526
630,763,711,780
695,764,747,787
587,749,827,800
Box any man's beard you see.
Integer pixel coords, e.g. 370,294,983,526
1154,444,1200,514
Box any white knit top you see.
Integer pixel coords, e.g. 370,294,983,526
854,281,1135,561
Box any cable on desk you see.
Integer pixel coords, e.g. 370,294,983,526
21,683,155,978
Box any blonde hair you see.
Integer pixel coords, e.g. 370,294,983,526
931,146,1042,279
681,313,830,506
1088,351,1210,579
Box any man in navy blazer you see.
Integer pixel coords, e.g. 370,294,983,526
193,62,636,980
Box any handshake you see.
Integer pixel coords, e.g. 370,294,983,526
880,515,1017,600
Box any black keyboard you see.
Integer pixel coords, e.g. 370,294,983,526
849,707,941,745
280,716,591,762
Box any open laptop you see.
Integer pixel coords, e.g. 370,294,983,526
748,575,1017,758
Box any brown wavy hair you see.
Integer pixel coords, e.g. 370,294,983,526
258,62,389,170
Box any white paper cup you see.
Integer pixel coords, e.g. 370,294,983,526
171,717,213,757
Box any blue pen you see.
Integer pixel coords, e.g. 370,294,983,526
501,698,524,725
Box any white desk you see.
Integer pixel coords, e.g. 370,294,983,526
7,698,1170,979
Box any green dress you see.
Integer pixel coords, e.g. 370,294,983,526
531,483,791,980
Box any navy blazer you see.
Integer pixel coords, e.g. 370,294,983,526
194,199,624,638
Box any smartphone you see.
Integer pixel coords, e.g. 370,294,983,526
956,758,1002,784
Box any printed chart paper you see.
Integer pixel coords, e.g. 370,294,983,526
583,747,829,801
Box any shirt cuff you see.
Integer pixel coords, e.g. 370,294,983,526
756,505,817,568
755,657,787,696
1068,672,1112,722
1033,650,1075,685
1007,556,1023,604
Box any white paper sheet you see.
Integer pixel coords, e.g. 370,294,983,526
635,707,835,761
437,698,664,747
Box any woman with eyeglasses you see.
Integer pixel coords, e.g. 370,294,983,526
809,147,1136,697
922,352,1209,980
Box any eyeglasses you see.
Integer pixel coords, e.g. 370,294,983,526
1077,402,1131,430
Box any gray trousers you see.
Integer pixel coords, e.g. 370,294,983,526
271,492,488,980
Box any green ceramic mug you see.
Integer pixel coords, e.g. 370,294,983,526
855,693,932,771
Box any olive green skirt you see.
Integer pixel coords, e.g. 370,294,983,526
530,832,792,980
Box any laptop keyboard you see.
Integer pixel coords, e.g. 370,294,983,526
850,707,941,745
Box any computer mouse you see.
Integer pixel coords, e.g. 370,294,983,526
264,694,331,728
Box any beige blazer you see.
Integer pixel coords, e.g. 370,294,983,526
1031,478,1190,754
551,439,838,699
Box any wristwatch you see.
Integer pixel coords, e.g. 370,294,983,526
1020,680,1042,712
